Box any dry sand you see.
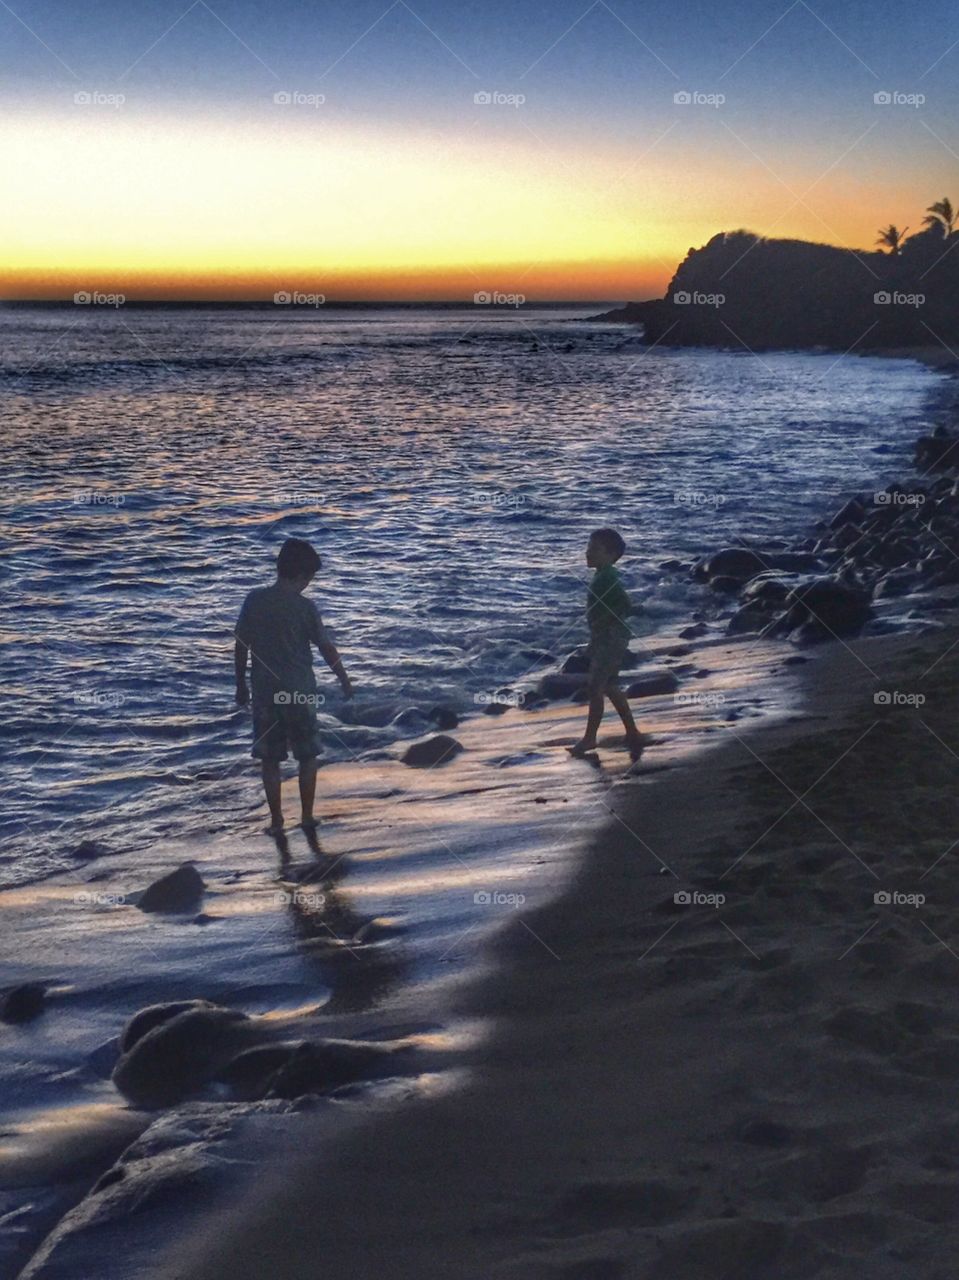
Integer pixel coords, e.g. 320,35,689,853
162,624,959,1280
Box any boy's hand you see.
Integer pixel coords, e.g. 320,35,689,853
235,681,250,707
339,675,354,699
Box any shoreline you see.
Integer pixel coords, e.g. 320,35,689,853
170,622,959,1280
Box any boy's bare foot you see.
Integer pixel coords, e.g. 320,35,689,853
300,817,318,831
626,732,647,760
265,819,285,836
567,739,598,758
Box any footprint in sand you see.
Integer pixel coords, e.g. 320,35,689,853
550,1178,691,1237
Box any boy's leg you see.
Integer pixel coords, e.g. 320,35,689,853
608,686,645,754
261,760,284,831
569,691,606,755
298,758,318,827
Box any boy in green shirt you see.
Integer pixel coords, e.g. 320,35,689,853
569,527,645,759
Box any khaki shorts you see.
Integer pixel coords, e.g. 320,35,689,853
251,693,323,762
587,631,630,694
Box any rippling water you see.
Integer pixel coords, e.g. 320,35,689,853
0,305,938,883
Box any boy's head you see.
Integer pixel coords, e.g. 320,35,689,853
586,527,625,569
276,537,321,590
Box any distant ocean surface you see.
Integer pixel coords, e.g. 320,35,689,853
0,305,938,884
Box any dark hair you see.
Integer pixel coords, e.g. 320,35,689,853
590,527,625,560
276,537,321,580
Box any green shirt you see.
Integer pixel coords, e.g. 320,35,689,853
587,564,631,640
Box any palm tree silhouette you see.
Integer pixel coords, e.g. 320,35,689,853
876,224,909,254
923,198,956,237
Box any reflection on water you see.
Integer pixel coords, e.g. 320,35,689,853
0,306,938,882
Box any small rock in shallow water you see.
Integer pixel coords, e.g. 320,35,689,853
624,672,680,698
427,705,459,730
137,862,205,914
73,839,109,860
400,734,463,767
1,982,47,1023
113,1003,253,1107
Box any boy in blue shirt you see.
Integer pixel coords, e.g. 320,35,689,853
569,528,644,759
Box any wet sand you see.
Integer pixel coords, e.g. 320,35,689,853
163,623,959,1280
2,629,800,1278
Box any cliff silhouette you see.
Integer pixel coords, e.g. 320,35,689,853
600,214,958,351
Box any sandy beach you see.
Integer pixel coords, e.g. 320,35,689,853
6,611,959,1278
165,624,959,1280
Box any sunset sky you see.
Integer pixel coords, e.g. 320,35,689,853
3,0,958,301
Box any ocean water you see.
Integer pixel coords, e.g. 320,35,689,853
0,305,938,884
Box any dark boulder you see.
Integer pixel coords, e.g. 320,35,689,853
678,622,708,639
624,671,679,698
775,578,872,640
561,649,591,674
538,672,584,700
427,705,459,730
119,999,213,1053
137,863,205,914
727,605,770,635
400,734,463,767
216,1041,307,1101
915,428,959,472
829,497,866,530
113,1003,253,1107
266,1039,409,1099
1,982,47,1023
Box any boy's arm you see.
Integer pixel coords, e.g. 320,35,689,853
312,607,353,697
234,637,249,705
318,634,353,697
